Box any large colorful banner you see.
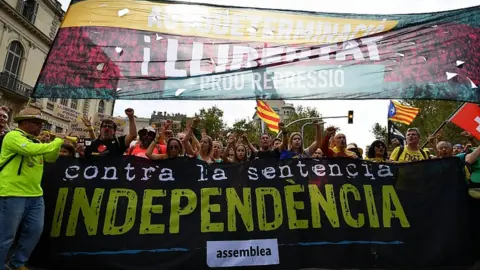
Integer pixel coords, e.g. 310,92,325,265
31,1,479,101
30,157,473,269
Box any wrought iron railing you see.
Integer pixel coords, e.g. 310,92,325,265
0,72,33,98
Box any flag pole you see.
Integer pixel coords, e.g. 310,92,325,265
420,102,466,149
261,119,265,134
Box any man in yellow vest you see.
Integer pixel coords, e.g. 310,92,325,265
0,108,63,270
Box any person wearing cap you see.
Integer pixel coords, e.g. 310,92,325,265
127,126,166,159
0,107,64,270
453,144,464,155
84,108,137,158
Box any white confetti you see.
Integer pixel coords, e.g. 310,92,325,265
210,58,216,65
175,88,187,97
264,29,274,35
99,4,107,7
117,8,129,17
396,53,405,57
116,88,122,92
456,60,465,67
144,36,151,43
154,15,161,21
115,46,123,53
345,41,356,50
407,41,416,45
156,34,163,40
446,72,457,80
421,56,427,61
467,77,478,89
246,27,257,33
431,25,438,28
96,63,105,71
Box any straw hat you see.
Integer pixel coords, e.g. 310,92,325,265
14,107,48,123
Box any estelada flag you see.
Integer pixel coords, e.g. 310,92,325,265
388,100,420,125
450,103,480,140
256,100,280,133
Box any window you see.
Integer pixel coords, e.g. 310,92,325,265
60,98,68,106
98,100,105,114
44,123,52,131
17,0,39,24
70,99,77,110
46,102,54,110
48,98,57,102
55,126,63,134
3,41,24,79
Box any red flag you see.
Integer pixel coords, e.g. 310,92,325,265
450,103,480,140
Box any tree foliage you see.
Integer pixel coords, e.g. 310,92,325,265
195,106,226,139
284,105,322,147
370,100,468,148
229,118,261,144
370,122,388,143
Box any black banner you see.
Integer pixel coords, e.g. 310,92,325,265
31,157,472,269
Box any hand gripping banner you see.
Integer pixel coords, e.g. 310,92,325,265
29,157,473,269
32,1,480,101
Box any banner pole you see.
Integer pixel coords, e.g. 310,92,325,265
261,119,265,134
420,102,466,149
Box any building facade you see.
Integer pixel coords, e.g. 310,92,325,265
0,0,113,133
150,111,187,133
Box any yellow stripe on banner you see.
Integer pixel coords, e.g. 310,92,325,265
395,110,418,119
257,106,280,120
389,116,413,125
62,0,398,44
392,101,420,112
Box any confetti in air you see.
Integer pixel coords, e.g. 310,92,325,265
96,63,105,71
456,60,465,67
115,47,123,54
446,72,457,80
246,27,257,33
117,8,129,17
175,89,187,96
467,78,478,89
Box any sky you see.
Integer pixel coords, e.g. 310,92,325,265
57,0,478,149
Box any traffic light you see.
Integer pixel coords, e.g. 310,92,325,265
348,110,354,124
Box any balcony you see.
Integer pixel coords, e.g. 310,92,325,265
0,72,33,100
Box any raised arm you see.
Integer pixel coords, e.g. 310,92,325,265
278,122,288,152
81,115,96,139
183,118,200,157
222,134,236,162
242,134,258,153
321,126,336,157
124,108,137,146
146,132,168,160
306,120,322,155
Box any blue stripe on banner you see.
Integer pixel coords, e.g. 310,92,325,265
293,241,404,246
58,248,189,256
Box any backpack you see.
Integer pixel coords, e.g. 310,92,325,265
395,146,428,161
0,131,21,174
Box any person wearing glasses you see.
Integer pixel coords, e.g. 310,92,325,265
0,107,64,270
84,108,137,159
366,140,388,162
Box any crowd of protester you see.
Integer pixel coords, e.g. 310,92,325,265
0,105,478,270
